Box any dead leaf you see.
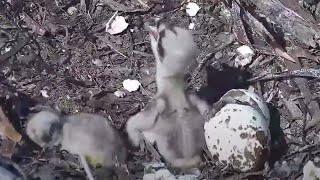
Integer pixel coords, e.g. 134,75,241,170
273,46,296,62
0,107,21,143
265,37,296,62
0,139,16,159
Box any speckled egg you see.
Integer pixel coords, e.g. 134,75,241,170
204,103,271,172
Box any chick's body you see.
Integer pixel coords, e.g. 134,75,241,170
26,111,127,168
127,77,207,168
150,95,205,167
127,22,209,168
26,111,62,147
61,113,127,167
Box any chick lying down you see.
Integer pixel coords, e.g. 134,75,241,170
26,111,128,178
61,113,127,167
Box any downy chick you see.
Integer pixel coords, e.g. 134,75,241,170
26,110,63,148
127,21,210,168
61,113,127,167
26,111,127,168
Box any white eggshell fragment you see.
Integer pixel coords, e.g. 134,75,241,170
204,104,270,172
67,7,77,15
123,79,141,92
188,23,195,30
235,45,255,67
219,89,270,123
106,16,129,35
114,90,126,98
40,90,49,98
186,3,200,17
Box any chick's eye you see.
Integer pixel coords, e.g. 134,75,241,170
41,133,52,143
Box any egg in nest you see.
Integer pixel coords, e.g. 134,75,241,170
204,89,271,172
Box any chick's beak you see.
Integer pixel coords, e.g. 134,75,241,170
144,23,159,41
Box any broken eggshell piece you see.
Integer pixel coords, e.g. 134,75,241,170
219,89,270,123
204,89,271,172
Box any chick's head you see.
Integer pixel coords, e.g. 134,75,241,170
26,111,63,147
145,20,197,77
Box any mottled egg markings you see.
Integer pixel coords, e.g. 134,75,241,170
240,132,248,139
204,103,270,172
225,116,231,126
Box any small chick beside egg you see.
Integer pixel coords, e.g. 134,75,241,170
204,89,271,172
26,111,127,168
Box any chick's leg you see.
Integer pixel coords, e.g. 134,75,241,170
181,127,198,158
188,94,211,116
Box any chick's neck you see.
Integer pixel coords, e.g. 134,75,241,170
156,75,189,108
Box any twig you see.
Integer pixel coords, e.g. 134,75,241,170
224,167,268,180
283,144,319,159
242,0,320,48
133,50,153,57
248,68,320,82
105,11,118,30
79,154,95,180
99,0,150,12
144,139,162,161
136,0,149,8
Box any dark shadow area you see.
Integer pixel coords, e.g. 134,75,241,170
267,103,288,167
197,64,252,104
12,137,41,164
0,88,37,134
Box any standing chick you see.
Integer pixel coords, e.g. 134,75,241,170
26,111,127,168
126,21,210,168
